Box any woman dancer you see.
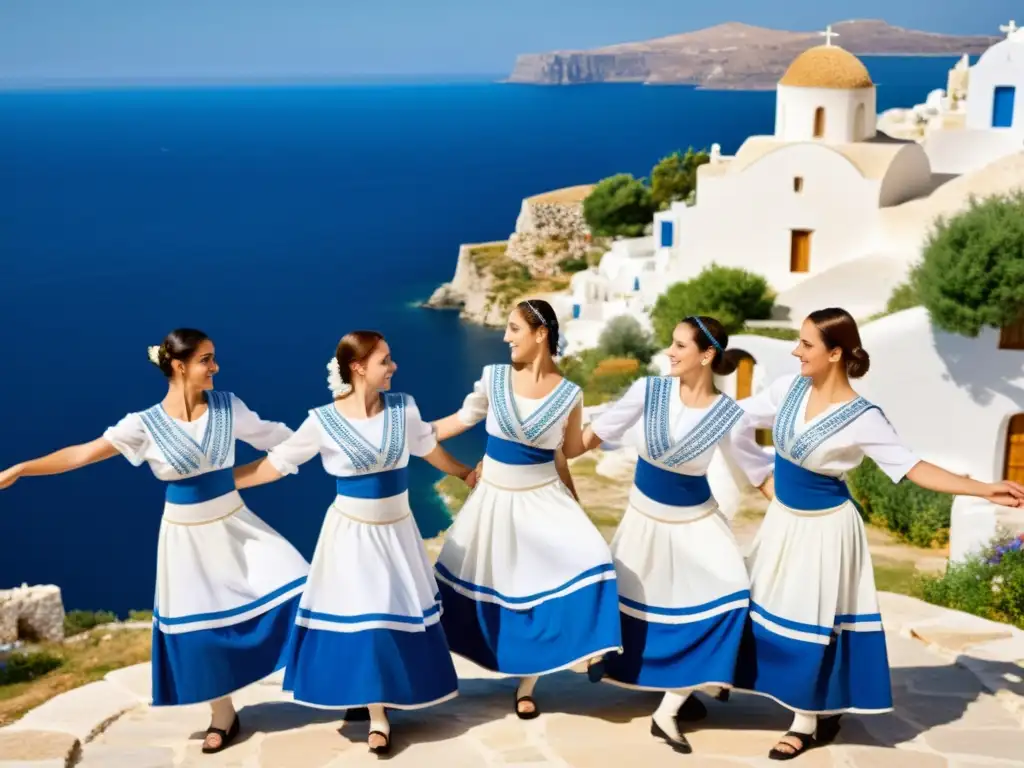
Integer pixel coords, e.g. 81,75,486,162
734,307,1024,760
431,299,622,719
0,329,309,754
233,331,476,755
564,316,775,753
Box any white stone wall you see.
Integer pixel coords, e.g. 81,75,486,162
776,85,876,143
923,128,1024,175
0,584,65,643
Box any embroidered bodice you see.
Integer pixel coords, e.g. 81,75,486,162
103,391,292,481
267,393,437,477
738,374,919,482
590,377,772,485
457,364,582,450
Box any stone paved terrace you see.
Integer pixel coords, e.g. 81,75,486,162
1,592,1023,768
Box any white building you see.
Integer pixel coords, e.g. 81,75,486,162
653,40,935,324
919,22,1024,174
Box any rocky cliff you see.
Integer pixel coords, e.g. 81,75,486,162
508,19,998,89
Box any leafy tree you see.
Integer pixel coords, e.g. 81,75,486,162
651,147,710,210
885,280,920,314
582,174,657,238
597,315,657,364
650,265,774,345
912,192,1024,336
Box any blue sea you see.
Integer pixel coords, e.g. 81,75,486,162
0,56,964,615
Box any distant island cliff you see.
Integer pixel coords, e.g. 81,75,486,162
507,19,998,89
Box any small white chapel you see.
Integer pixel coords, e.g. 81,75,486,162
652,26,939,323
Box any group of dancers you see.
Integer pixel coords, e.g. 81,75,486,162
3,298,1023,761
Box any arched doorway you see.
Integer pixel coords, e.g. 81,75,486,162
813,107,826,138
1005,414,1024,483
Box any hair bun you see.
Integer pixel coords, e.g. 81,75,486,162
846,345,871,378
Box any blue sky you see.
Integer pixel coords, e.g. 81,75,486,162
0,0,1018,79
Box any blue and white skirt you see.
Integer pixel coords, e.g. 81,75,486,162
283,471,458,710
604,463,750,691
152,470,309,706
434,438,622,677
735,485,892,715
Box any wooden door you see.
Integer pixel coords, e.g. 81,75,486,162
735,357,753,400
1005,414,1024,484
790,230,811,272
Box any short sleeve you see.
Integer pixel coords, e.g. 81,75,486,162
232,394,293,451
590,379,645,443
102,412,149,466
737,374,797,430
855,408,921,483
405,395,438,458
266,415,322,476
718,411,774,487
457,367,489,427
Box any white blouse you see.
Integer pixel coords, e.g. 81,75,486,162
590,377,774,487
739,374,920,483
267,394,437,477
456,364,582,451
103,393,292,481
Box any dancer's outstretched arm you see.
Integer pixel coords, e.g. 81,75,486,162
420,444,477,486
0,438,119,489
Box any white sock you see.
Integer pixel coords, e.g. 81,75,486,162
790,711,816,736
368,704,389,737
516,676,538,699
654,690,690,721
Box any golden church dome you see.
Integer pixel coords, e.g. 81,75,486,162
778,45,874,89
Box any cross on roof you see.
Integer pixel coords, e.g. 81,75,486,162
1001,19,1019,37
820,24,839,46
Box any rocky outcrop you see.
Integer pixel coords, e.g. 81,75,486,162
424,241,509,327
508,20,998,88
0,584,65,643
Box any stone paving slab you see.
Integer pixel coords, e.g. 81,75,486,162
4,680,139,742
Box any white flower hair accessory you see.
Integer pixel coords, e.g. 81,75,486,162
556,335,568,357
327,357,352,396
147,345,162,365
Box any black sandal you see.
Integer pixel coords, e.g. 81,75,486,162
715,687,730,702
816,714,842,745
201,715,240,754
343,707,370,722
586,657,606,683
368,729,391,756
768,731,814,761
514,693,540,720
650,717,692,754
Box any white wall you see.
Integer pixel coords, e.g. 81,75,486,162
776,85,876,143
923,128,1024,175
966,37,1024,131
878,144,934,207
670,144,882,293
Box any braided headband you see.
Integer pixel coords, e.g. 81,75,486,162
689,316,723,353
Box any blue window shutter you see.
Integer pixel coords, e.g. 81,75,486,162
993,86,1016,128
660,221,673,248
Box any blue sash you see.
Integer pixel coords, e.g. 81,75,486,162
141,391,235,476
335,467,409,499
774,456,850,511
165,467,236,504
634,458,712,507
485,435,555,465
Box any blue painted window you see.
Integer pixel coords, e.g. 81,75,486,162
660,220,673,248
993,86,1016,128
572,303,580,319
633,277,640,291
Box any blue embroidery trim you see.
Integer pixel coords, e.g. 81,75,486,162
662,396,744,468
314,406,377,472
381,393,406,470
139,391,235,476
489,364,581,445
643,377,673,460
773,376,878,464
314,394,408,473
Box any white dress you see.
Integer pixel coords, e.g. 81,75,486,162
103,391,310,707
734,375,920,715
589,377,774,691
266,393,458,710
434,364,622,676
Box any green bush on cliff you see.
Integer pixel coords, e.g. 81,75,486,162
583,174,656,238
651,148,709,210
598,316,657,364
650,265,774,345
64,610,117,637
0,650,64,686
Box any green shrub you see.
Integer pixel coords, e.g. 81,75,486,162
912,191,1024,336
886,281,920,314
128,610,153,623
598,316,657,364
583,174,657,238
651,265,774,345
738,325,799,341
0,650,64,685
651,147,709,210
847,459,952,547
557,256,589,273
64,610,117,637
